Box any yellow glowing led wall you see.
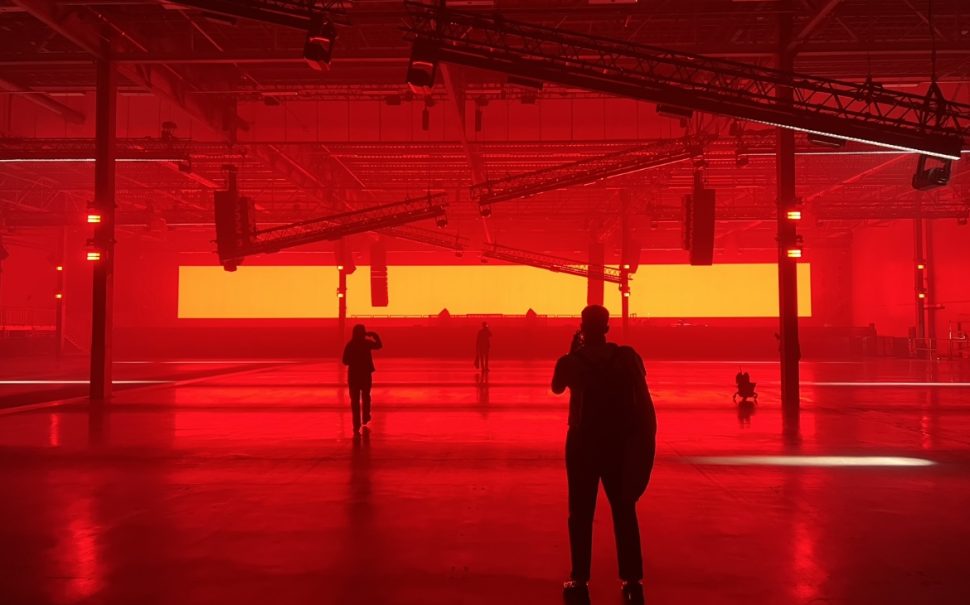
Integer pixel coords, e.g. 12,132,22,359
177,264,811,318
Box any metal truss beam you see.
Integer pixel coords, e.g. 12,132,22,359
483,243,623,284
0,76,85,124
12,0,246,140
404,2,969,160
0,137,203,161
168,0,347,29
381,224,467,255
225,193,447,261
814,198,970,220
471,138,699,209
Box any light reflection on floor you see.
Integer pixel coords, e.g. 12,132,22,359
1,358,969,605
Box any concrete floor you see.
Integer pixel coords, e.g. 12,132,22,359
1,358,969,605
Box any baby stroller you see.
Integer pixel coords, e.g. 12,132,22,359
733,372,758,406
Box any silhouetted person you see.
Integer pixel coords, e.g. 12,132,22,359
342,324,382,434
475,322,492,373
552,305,656,605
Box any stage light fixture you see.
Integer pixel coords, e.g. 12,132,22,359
86,251,102,262
87,213,102,224
304,14,337,71
406,39,439,95
55,293,63,300
918,292,926,300
912,155,951,190
917,263,925,270
786,248,802,259
786,210,802,221
56,265,63,271
337,265,344,271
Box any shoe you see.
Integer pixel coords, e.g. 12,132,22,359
562,580,590,605
621,581,644,604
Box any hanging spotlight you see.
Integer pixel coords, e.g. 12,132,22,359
912,155,951,190
406,39,439,95
304,14,337,71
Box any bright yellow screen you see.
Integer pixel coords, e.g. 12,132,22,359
177,264,811,318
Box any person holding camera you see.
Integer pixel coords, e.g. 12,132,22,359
552,305,657,605
342,324,383,434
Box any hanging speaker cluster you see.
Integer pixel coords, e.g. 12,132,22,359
683,183,715,266
370,241,388,307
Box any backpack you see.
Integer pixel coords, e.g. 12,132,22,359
574,343,657,498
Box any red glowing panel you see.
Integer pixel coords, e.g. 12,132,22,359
179,264,811,318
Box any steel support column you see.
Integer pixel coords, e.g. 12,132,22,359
338,267,348,347
777,2,801,427
620,193,632,337
913,216,927,355
925,221,937,351
587,238,605,307
89,60,116,401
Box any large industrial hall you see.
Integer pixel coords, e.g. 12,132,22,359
1,1,969,604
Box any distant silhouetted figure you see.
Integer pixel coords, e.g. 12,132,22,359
552,305,656,605
342,324,383,434
475,322,492,373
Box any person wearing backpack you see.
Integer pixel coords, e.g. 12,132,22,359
552,305,657,605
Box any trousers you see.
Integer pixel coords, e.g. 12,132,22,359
565,428,646,582
349,373,373,432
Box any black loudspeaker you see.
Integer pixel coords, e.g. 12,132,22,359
685,188,715,266
370,242,388,307
214,190,255,271
622,237,641,274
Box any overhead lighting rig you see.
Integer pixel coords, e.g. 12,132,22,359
912,155,952,191
304,13,338,71
483,244,624,284
404,1,969,160
406,39,439,95
214,183,449,271
471,137,703,212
